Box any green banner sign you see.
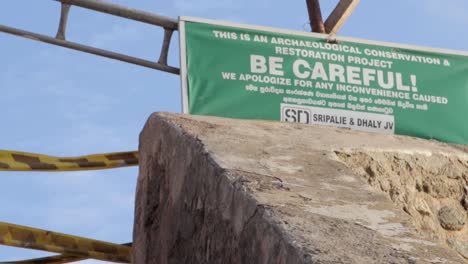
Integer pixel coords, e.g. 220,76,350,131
180,17,468,145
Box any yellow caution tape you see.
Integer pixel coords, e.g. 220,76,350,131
0,150,138,171
0,222,131,263
2,243,132,264
3,254,85,264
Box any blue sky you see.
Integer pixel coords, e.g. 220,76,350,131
1,0,467,263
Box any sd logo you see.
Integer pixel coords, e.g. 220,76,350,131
282,106,311,124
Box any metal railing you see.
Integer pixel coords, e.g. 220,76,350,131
0,0,180,74
0,1,181,263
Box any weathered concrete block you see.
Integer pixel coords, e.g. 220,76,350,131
134,113,467,263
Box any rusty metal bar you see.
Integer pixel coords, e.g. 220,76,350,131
54,0,178,30
158,28,174,66
0,24,180,74
306,0,326,33
55,3,71,40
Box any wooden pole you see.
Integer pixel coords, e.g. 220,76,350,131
306,0,326,33
325,0,360,34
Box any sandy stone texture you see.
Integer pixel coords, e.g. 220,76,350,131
133,113,467,263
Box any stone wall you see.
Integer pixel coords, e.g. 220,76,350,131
133,113,467,263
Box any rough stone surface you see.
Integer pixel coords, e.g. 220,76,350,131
449,239,468,259
463,187,468,211
134,113,468,264
336,148,468,255
439,206,466,231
